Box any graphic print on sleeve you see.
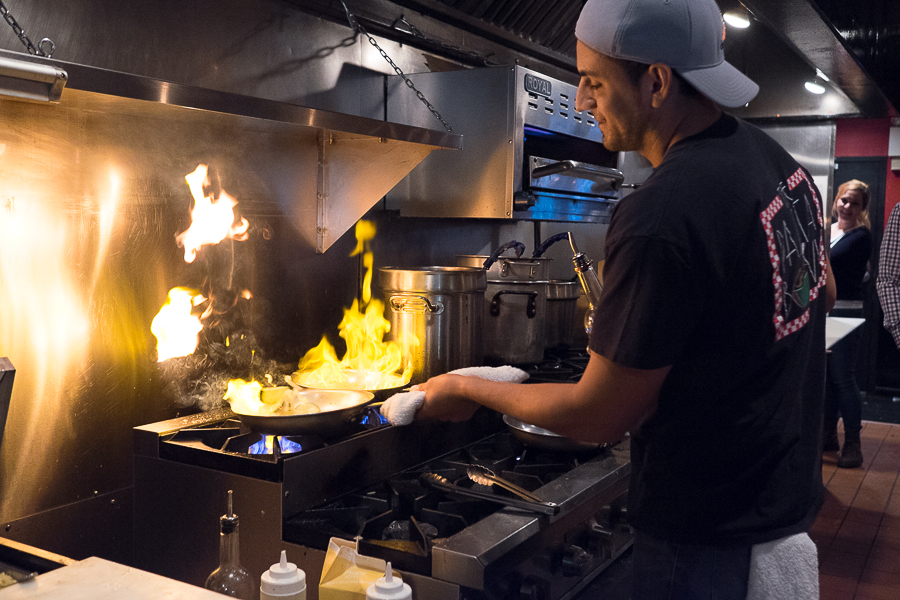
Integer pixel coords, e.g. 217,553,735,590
759,168,826,341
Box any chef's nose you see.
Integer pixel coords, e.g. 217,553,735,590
575,78,595,113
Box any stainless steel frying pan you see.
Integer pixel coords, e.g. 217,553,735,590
232,389,376,437
503,414,602,452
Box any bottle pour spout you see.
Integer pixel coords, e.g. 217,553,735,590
567,231,580,256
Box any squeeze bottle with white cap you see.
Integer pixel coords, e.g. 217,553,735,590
366,561,412,600
260,550,306,600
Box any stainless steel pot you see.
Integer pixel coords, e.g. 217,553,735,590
545,280,583,349
378,266,486,384
457,254,550,365
482,280,547,364
457,254,552,281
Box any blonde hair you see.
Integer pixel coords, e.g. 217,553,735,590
831,179,870,229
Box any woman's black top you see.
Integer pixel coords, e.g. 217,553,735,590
831,226,873,300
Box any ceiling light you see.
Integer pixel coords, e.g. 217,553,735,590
815,68,830,82
805,80,826,95
723,9,751,28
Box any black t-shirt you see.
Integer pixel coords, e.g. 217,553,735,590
589,114,827,545
831,227,872,300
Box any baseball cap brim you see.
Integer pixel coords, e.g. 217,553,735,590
678,60,759,108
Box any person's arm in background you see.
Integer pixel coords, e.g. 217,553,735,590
877,203,900,350
825,252,837,313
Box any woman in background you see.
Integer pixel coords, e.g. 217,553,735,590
825,179,873,468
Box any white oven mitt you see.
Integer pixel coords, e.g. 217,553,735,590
380,366,529,426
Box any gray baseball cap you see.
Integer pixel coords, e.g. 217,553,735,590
575,0,759,107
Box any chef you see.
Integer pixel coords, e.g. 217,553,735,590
413,0,830,597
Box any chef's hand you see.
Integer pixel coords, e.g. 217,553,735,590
414,374,481,422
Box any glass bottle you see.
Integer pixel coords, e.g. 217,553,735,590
568,233,603,334
205,490,255,599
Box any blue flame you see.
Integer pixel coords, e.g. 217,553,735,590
362,409,389,426
249,436,303,455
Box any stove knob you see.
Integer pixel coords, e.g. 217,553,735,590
561,544,593,577
588,521,613,560
519,576,549,600
595,505,613,528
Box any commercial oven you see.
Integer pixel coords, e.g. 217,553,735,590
386,65,625,223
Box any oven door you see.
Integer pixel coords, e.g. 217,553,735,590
517,156,624,223
529,156,624,197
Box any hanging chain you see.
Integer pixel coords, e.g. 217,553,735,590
0,0,55,57
341,1,453,134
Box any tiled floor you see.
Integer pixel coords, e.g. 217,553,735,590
814,420,900,600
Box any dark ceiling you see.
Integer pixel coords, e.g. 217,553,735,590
420,0,900,118
318,0,900,119
809,0,900,115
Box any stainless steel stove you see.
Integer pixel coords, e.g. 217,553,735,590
133,351,631,600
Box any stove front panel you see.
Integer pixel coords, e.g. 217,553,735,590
133,453,287,591
280,430,631,600
134,354,632,600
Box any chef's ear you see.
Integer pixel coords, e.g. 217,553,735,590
645,63,674,108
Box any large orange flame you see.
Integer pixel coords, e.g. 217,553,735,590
176,164,249,263
293,221,416,390
151,164,252,360
151,287,205,361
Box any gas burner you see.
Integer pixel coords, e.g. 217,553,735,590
247,435,306,456
524,346,591,383
163,407,388,456
285,454,537,575
284,431,612,573
166,420,319,456
361,408,391,428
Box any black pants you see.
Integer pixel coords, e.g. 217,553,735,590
631,530,751,600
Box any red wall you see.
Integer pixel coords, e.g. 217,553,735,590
835,118,900,226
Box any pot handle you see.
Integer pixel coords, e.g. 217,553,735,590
483,240,526,271
389,294,445,314
532,231,570,258
489,290,538,318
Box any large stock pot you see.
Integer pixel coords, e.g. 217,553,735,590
457,253,551,364
378,266,486,384
545,280,582,348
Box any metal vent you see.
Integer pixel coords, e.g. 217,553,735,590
435,0,582,56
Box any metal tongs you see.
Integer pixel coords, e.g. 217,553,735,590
419,472,560,515
465,464,544,503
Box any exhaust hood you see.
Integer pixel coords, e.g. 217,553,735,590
0,49,461,253
357,0,898,118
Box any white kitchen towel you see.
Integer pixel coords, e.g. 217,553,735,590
447,365,530,383
380,366,529,426
380,389,426,426
746,532,818,600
